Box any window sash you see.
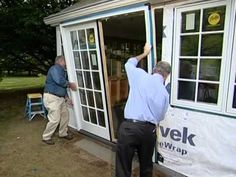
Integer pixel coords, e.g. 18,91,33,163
171,0,233,114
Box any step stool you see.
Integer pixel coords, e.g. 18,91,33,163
25,93,47,121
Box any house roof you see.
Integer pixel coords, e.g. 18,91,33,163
45,0,149,26
60,0,108,13
44,0,110,25
44,0,177,26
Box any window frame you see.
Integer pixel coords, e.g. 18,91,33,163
171,0,235,115
226,18,236,115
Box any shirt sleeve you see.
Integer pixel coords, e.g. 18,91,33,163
159,94,169,121
51,66,69,88
125,57,147,87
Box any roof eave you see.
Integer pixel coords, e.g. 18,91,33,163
44,0,147,26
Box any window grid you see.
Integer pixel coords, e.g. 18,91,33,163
84,28,100,125
77,29,92,123
178,6,225,105
71,28,106,126
195,7,203,103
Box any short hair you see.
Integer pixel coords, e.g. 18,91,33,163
153,61,171,76
55,55,65,64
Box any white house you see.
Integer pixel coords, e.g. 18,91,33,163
44,0,236,176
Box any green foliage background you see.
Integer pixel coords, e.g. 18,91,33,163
0,0,79,77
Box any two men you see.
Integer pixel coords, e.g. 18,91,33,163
43,44,170,177
116,43,171,177
42,55,77,145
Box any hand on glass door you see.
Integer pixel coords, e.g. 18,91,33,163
68,82,77,91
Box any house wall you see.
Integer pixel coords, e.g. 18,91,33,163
158,1,236,176
159,108,236,177
54,0,236,176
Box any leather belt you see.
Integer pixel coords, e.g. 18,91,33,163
125,119,155,127
44,92,64,98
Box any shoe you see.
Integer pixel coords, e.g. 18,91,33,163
60,134,73,140
42,139,55,145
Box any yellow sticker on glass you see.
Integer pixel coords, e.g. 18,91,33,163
208,12,220,26
89,34,95,44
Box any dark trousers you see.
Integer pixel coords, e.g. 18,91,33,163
116,121,157,177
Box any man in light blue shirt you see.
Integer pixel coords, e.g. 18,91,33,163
116,43,171,177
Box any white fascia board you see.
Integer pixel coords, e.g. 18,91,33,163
60,5,149,27
44,0,147,26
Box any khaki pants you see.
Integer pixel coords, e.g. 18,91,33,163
42,93,69,140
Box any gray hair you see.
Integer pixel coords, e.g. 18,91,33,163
55,55,65,64
153,61,171,76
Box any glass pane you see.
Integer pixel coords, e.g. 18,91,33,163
82,106,89,122
70,31,78,50
84,71,92,89
181,35,199,56
87,28,96,49
97,110,105,127
202,6,226,32
81,51,89,69
95,92,103,109
179,59,197,79
199,59,221,81
197,83,218,104
92,72,101,90
79,89,87,105
76,71,84,88
87,90,94,107
201,34,223,56
73,52,81,69
78,30,87,49
178,81,196,101
233,86,236,108
181,10,200,33
90,51,98,70
89,108,97,124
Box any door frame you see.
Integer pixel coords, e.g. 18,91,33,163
97,5,154,142
60,4,154,141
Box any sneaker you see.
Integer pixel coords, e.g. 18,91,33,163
60,134,73,140
42,139,55,145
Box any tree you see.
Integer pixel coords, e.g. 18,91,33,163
0,0,79,75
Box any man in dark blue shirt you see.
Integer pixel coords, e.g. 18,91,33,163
42,55,77,145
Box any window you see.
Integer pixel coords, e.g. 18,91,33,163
70,26,107,127
172,1,235,115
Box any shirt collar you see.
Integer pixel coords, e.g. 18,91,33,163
153,73,164,84
55,63,65,70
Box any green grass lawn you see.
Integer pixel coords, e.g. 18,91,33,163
0,76,46,92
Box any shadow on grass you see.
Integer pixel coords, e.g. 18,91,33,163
0,87,44,128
